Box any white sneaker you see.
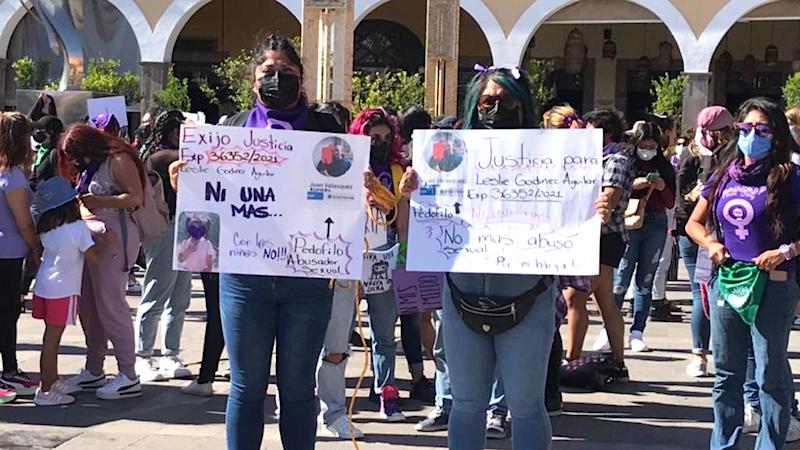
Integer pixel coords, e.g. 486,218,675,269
126,279,143,295
34,388,75,406
786,416,800,443
136,357,165,382
181,379,213,397
96,373,142,400
592,328,611,352
160,355,192,379
685,359,708,378
52,379,81,396
629,331,650,353
743,403,760,434
320,415,364,440
65,368,106,390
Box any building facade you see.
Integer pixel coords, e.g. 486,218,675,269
1,0,799,126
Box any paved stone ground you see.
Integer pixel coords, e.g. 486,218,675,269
1,271,799,449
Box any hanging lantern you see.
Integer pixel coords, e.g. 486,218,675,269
742,54,756,83
792,50,800,73
765,44,779,66
564,28,586,75
637,55,652,76
602,28,617,59
657,40,673,71
718,51,733,73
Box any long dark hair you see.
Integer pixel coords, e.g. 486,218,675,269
631,121,676,193
143,110,184,158
37,199,81,234
461,68,538,130
705,97,800,239
252,34,303,76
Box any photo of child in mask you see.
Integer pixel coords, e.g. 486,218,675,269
426,132,465,172
314,137,353,178
176,213,219,272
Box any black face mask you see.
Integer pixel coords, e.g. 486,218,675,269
258,71,300,109
477,103,521,129
32,130,48,144
370,141,390,166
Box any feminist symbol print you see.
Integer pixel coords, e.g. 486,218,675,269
722,199,754,240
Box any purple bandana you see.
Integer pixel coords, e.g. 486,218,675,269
603,141,622,157
245,97,309,130
727,158,772,185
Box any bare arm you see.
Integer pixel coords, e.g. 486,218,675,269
81,154,144,210
5,188,39,252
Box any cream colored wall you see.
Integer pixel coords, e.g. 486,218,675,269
460,9,491,58
178,0,300,56
549,0,657,22
670,0,728,37
134,0,172,30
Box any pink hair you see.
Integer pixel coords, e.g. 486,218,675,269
349,108,406,166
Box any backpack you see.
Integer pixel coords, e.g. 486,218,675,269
559,354,613,391
131,162,170,246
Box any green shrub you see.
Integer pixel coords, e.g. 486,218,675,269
651,74,688,129
524,58,556,107
783,72,800,109
11,57,51,90
201,51,254,113
152,68,191,113
352,70,425,113
80,58,141,105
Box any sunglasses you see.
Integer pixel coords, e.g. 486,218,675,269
478,94,519,111
562,115,583,129
737,123,773,138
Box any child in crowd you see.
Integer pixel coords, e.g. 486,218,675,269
32,177,114,406
177,215,216,272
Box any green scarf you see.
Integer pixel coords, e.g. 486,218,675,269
33,145,52,168
717,261,766,325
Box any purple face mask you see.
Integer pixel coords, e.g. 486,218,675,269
187,223,207,240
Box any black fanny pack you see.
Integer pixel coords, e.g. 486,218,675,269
446,275,554,335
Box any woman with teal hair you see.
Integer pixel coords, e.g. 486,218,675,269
434,66,608,450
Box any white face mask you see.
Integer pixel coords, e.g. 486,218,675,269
637,147,657,161
674,144,686,156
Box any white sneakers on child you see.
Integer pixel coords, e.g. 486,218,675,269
96,373,142,400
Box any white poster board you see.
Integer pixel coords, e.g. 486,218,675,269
86,96,128,127
407,129,603,276
174,124,370,280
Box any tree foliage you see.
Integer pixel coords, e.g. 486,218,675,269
80,58,141,104
152,68,191,113
524,58,556,108
11,57,52,90
783,72,800,109
352,70,425,113
201,51,254,113
650,74,688,128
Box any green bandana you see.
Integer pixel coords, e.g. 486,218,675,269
717,262,766,325
33,145,52,168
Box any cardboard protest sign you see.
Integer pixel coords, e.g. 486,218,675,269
392,268,443,314
86,96,128,127
407,129,603,276
361,244,399,294
174,124,369,280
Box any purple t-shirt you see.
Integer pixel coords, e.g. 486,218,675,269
702,165,800,268
0,167,33,258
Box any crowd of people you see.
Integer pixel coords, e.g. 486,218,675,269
2,34,800,450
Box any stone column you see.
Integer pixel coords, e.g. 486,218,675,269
424,0,460,117
0,59,7,111
682,72,711,132
139,62,170,115
302,0,354,107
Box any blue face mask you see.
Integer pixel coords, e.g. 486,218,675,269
737,130,772,161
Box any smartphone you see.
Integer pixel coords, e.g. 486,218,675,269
646,172,659,182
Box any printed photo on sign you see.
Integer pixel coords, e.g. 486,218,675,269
425,131,466,173
314,137,353,178
176,212,220,272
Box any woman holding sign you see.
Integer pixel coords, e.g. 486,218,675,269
404,66,611,450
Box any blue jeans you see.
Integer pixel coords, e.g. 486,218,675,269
614,211,668,333
368,289,398,393
678,235,710,354
135,224,192,356
317,283,356,425
709,273,799,450
401,313,423,375
220,274,333,450
443,274,556,450
433,309,452,413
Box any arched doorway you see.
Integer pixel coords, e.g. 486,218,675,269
458,9,491,112
354,0,426,74
709,1,800,112
171,0,300,121
525,0,685,122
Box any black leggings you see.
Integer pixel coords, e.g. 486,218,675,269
545,331,563,401
198,273,224,383
0,258,24,374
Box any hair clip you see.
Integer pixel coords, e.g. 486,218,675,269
473,63,521,80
